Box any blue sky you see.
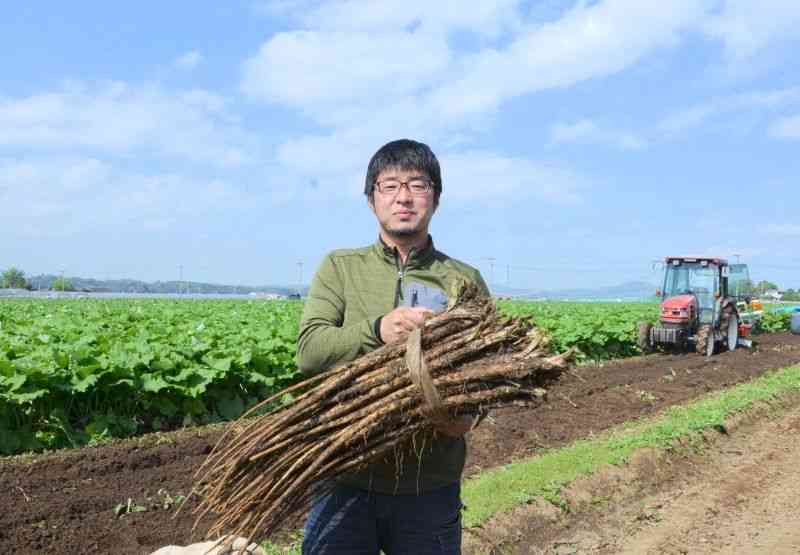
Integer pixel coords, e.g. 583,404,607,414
2,0,799,291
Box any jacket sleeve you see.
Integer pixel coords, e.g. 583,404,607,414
296,254,382,375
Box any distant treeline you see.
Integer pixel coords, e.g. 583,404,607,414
1,267,302,296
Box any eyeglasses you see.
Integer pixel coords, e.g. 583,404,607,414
374,178,433,196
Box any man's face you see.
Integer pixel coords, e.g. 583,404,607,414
368,167,437,240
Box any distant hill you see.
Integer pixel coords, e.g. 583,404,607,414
26,274,305,296
491,280,658,300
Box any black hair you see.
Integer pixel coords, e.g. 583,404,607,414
364,139,442,203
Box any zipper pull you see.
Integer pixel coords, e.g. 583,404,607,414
395,272,404,305
393,247,406,306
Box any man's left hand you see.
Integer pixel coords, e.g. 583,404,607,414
434,414,475,437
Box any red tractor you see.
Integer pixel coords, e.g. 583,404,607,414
638,257,758,356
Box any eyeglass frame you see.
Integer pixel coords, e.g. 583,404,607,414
373,177,434,197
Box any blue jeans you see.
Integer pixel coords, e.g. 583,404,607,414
302,483,462,555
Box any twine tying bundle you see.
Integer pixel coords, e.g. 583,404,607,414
404,326,449,426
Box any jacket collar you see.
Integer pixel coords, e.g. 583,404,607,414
374,234,436,269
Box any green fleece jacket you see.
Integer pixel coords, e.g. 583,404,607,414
297,236,489,494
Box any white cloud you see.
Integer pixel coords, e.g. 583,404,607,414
174,49,203,70
440,152,584,203
0,157,251,239
658,86,800,135
427,0,713,119
550,119,645,150
258,4,797,141
702,0,800,61
768,114,800,139
0,81,254,167
658,105,717,135
246,0,800,144
241,31,451,118
293,0,522,38
246,0,712,125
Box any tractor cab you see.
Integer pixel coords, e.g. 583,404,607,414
660,257,722,325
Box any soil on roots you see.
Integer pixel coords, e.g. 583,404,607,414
1,333,799,555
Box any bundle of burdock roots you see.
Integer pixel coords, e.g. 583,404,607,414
191,284,573,543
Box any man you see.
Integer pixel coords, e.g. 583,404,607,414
297,139,489,554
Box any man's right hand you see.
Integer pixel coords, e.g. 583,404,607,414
379,306,433,344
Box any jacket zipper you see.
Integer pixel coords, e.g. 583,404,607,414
393,246,416,307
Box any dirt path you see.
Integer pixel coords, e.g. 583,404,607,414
512,401,800,555
1,333,799,555
616,402,800,554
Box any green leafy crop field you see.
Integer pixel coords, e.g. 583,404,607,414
497,300,659,360
0,299,302,454
0,297,792,455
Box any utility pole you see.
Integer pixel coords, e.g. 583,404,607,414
483,257,496,285
297,261,304,295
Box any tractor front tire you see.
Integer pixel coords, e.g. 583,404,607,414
696,325,715,356
722,308,739,352
637,322,654,354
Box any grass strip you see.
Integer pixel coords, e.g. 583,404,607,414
462,364,800,527
262,536,302,555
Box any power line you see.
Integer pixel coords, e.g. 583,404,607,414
466,259,800,274
506,264,659,274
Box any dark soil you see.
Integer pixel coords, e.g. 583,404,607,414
2,333,799,555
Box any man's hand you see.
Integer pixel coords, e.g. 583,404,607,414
379,306,433,344
435,414,475,437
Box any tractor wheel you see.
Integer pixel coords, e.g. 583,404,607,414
637,322,653,354
695,325,715,356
